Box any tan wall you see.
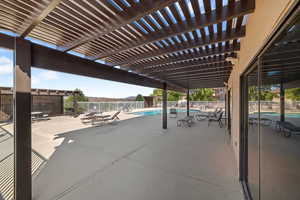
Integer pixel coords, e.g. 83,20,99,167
228,0,296,173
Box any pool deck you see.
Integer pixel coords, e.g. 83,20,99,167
1,111,244,200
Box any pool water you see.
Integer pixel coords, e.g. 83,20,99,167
259,112,300,118
131,109,199,116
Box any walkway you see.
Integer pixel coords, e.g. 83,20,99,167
31,113,243,200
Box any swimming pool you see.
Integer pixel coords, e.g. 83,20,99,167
259,112,300,118
131,109,199,116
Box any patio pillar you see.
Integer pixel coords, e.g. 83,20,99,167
14,37,32,200
187,88,190,116
73,92,78,114
162,83,167,129
280,81,285,122
60,96,64,115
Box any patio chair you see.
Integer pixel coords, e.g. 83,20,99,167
195,107,222,121
208,111,224,128
276,121,300,138
92,111,121,125
177,116,195,128
195,111,209,121
169,108,177,118
80,112,101,123
80,111,97,119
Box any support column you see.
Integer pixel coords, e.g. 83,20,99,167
227,89,231,131
61,96,64,115
162,83,167,129
73,92,78,114
280,81,285,122
14,38,31,200
187,88,190,116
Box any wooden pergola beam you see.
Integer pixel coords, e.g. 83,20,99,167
166,70,232,79
111,27,245,66
151,64,232,78
143,54,235,74
145,60,228,75
0,33,184,91
58,0,179,52
127,44,240,69
90,0,254,60
20,0,63,37
168,74,231,81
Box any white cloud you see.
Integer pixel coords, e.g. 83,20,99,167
39,71,59,80
0,56,13,75
31,71,59,86
31,75,40,85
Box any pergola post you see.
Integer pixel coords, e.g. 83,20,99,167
73,92,78,114
187,88,190,116
280,81,285,122
61,96,64,115
14,38,32,200
162,83,167,129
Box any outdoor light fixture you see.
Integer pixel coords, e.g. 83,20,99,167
226,56,239,65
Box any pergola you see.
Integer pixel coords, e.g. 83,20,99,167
0,0,255,199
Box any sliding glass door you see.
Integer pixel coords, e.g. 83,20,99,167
242,64,260,200
241,9,300,200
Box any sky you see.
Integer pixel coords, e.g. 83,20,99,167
0,48,154,98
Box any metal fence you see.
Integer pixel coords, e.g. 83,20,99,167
78,101,145,113
249,101,300,113
78,100,300,114
152,101,225,111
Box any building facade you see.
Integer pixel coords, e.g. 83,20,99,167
228,1,300,199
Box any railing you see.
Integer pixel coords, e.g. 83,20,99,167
79,100,300,114
78,101,145,113
154,101,225,111
248,101,300,113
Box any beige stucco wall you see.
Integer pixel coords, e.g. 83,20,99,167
228,0,297,173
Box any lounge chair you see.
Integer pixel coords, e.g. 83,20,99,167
80,111,97,119
195,107,222,121
276,121,300,138
169,108,177,118
177,116,195,128
80,112,101,123
92,111,121,125
208,111,224,128
195,111,209,121
31,112,50,122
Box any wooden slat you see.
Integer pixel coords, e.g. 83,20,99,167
90,1,254,60
169,4,181,22
164,66,232,78
59,0,178,51
167,72,231,80
145,58,233,75
111,27,245,66
163,64,232,76
203,0,212,13
179,0,191,21
143,53,235,73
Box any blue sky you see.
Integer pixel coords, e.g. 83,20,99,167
0,48,154,98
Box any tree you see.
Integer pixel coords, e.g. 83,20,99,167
248,86,259,101
151,89,163,97
64,88,88,112
190,88,215,101
286,88,300,101
151,89,183,101
135,94,145,101
168,90,184,101
248,85,279,101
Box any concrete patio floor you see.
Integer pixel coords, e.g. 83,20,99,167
28,112,243,200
